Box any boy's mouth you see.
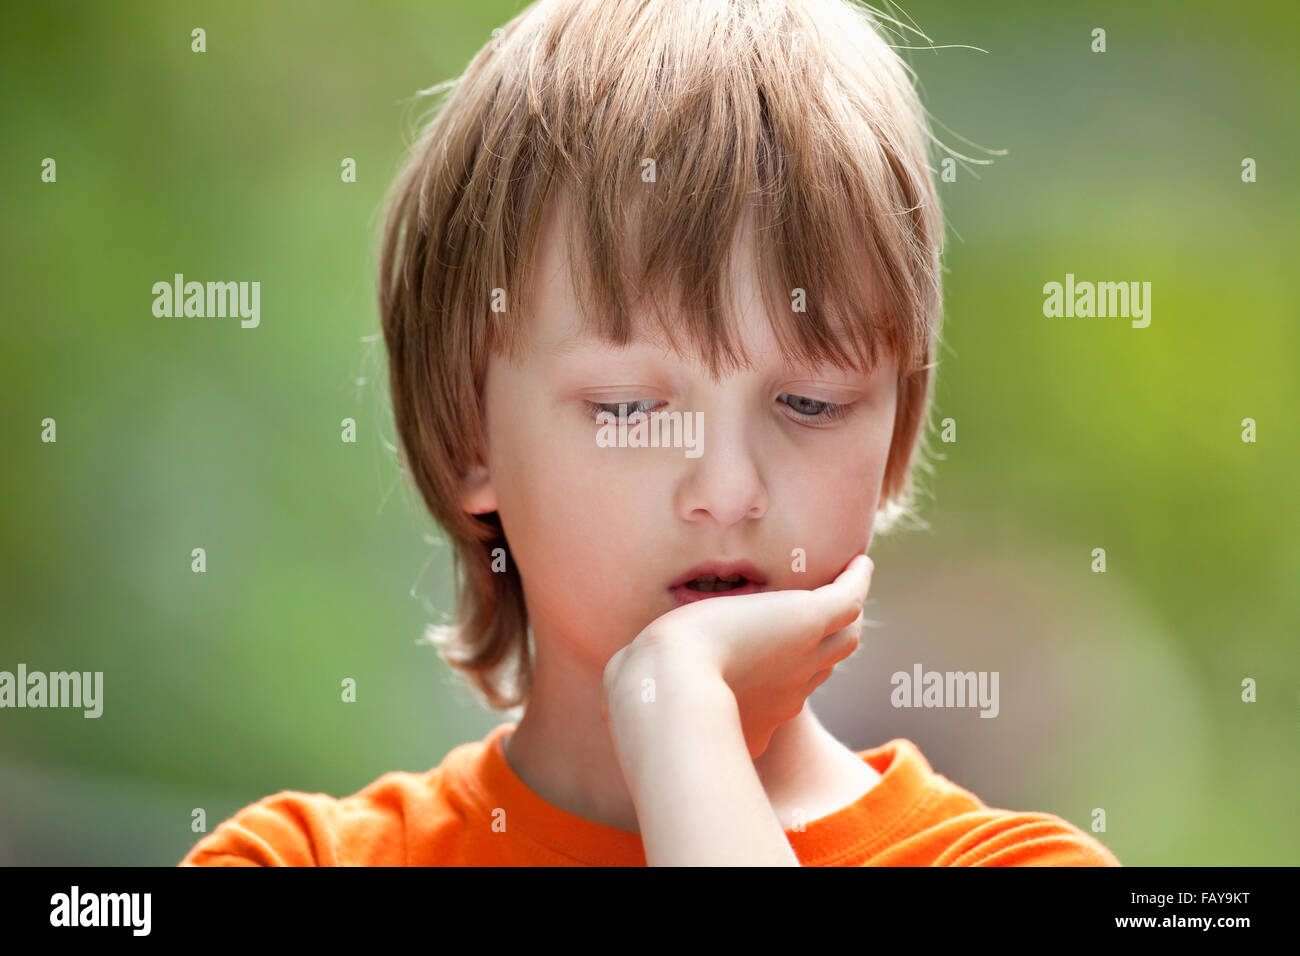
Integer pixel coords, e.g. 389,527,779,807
685,573,750,593
669,560,767,605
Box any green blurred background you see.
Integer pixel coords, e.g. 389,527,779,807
1,0,1295,865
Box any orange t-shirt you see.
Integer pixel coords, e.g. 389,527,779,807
179,722,1120,866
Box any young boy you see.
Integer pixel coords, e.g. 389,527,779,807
181,0,1120,866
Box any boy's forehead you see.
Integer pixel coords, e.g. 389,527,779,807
531,293,833,381
530,275,781,370
527,194,774,361
519,190,888,380
535,306,675,357
526,262,868,380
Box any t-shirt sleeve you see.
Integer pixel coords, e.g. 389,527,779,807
178,791,338,867
933,812,1121,867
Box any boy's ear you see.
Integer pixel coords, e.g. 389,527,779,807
459,463,499,515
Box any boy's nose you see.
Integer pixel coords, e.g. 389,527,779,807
674,417,768,528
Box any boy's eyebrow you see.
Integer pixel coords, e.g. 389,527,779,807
543,320,670,358
542,329,606,359
544,326,876,379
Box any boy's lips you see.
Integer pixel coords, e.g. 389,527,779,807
668,559,767,605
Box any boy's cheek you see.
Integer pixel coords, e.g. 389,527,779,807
777,480,879,583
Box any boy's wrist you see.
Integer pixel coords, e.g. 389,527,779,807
600,639,798,866
601,637,732,733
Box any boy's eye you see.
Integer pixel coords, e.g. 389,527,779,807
583,395,853,424
585,399,664,420
778,393,852,424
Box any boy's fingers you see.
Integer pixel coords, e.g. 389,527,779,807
846,553,874,604
694,553,873,644
817,553,873,633
805,666,833,695
815,610,862,667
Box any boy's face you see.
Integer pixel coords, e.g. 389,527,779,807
460,201,898,669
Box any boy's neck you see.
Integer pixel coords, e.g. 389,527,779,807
501,656,879,836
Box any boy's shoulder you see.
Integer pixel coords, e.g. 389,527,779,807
848,738,1121,867
178,733,489,867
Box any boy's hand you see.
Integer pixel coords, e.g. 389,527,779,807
603,552,873,759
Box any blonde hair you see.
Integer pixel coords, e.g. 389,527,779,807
377,0,946,710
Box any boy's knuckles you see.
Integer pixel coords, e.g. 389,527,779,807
778,697,805,723
816,626,859,666
805,668,832,694
792,600,828,643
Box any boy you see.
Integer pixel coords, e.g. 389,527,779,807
181,0,1120,866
